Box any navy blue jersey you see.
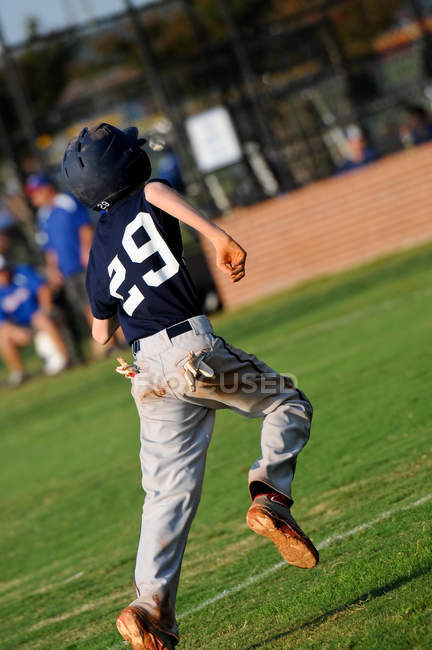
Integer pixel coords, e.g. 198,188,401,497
86,180,200,344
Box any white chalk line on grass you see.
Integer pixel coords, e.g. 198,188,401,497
178,492,432,619
21,492,432,634
63,570,84,583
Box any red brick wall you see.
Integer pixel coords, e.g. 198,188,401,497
200,144,432,309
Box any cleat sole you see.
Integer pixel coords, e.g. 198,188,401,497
247,506,319,569
116,607,168,650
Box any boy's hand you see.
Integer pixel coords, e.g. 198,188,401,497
215,235,246,283
144,182,246,282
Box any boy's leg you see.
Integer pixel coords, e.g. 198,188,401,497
248,392,312,503
117,316,317,646
174,332,313,504
128,370,215,641
163,322,317,567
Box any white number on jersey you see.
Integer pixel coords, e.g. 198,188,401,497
123,285,145,317
107,212,180,316
108,255,126,299
122,212,179,286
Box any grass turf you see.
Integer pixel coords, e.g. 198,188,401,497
0,242,431,649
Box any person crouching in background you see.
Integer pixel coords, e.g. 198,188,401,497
0,255,69,386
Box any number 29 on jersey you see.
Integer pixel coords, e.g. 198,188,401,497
107,212,179,316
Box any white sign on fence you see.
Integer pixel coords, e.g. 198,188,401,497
185,106,243,173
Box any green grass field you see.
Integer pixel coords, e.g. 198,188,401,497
1,243,432,649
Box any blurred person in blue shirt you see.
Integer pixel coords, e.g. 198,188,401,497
336,125,376,174
0,256,69,386
26,174,126,357
25,174,94,327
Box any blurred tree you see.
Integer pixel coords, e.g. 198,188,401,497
330,0,404,59
25,16,39,42
270,0,326,19
0,76,18,133
0,16,74,143
92,31,136,69
327,0,404,105
0,0,411,164
17,18,74,132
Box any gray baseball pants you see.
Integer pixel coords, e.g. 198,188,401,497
129,315,312,640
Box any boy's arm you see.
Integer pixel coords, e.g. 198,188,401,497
144,182,246,283
92,313,119,345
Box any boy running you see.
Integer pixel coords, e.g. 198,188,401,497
62,123,318,650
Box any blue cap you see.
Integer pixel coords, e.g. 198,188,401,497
25,173,53,194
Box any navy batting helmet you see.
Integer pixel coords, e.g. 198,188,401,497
62,123,152,209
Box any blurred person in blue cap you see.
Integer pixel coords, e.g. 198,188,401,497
26,174,125,357
337,125,376,174
0,255,69,386
26,174,93,312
